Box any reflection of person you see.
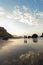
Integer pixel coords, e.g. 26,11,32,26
32,38,38,43
24,39,27,43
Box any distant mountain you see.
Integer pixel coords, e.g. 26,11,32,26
0,27,14,40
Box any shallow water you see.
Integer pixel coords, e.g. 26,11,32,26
0,38,43,65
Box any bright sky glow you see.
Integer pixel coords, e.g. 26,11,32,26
0,0,43,35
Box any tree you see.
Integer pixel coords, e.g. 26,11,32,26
32,34,38,38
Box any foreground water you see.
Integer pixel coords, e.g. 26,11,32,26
0,38,43,65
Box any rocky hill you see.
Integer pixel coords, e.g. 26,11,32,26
0,27,14,40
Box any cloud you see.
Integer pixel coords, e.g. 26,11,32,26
9,5,38,25
0,5,43,26
34,11,43,25
36,12,43,17
0,7,5,16
0,5,43,34
22,6,28,11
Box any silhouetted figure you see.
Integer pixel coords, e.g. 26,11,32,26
32,34,38,38
32,38,38,43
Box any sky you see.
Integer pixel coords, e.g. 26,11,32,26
0,0,43,35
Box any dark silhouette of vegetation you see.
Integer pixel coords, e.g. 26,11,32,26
40,33,43,37
0,27,43,40
24,35,27,38
28,36,32,38
32,34,38,38
0,27,14,40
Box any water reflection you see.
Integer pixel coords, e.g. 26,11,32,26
0,51,43,65
24,38,38,43
0,38,43,65
32,38,38,43
24,39,27,43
